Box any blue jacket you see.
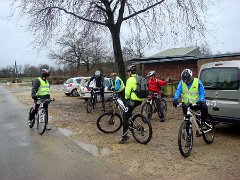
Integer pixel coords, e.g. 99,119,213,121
173,79,205,102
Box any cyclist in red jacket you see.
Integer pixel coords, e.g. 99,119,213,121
147,70,167,122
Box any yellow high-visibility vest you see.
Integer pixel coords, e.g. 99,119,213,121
36,77,50,96
181,78,199,104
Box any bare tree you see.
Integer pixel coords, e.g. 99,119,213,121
49,29,107,75
12,0,212,82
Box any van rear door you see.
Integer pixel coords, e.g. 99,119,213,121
199,66,240,122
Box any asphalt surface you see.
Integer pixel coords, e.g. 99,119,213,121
0,85,131,180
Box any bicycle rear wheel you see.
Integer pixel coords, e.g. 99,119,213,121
37,108,47,135
28,107,35,128
202,115,215,144
86,98,93,113
141,102,152,120
178,120,193,157
130,114,152,144
97,112,122,133
160,98,167,116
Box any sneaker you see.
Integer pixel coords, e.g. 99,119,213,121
159,115,165,122
160,117,165,122
46,126,51,130
118,135,130,144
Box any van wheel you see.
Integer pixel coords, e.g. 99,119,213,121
71,89,78,97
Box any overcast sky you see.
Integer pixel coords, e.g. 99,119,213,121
0,0,240,68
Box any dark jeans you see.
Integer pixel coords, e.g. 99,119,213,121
122,100,142,137
182,102,208,121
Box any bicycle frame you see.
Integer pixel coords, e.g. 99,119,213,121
183,104,213,135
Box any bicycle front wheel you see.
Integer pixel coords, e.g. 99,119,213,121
202,115,215,144
141,102,153,120
37,108,47,135
97,112,122,133
160,99,167,116
131,114,152,144
86,98,93,113
178,120,193,157
28,107,35,128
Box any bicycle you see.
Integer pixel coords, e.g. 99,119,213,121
177,103,215,157
141,92,167,121
28,98,55,135
97,92,152,144
86,87,102,113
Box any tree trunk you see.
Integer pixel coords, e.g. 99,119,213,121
109,27,126,83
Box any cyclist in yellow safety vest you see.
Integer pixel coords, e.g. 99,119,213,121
173,69,208,122
28,69,51,130
108,72,125,101
119,65,145,144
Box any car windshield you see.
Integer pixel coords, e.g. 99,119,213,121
200,67,239,90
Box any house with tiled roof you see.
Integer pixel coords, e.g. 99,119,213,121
130,46,240,81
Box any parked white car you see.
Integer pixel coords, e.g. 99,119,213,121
63,77,90,97
79,77,113,101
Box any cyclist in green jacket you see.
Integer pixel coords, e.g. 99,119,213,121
28,69,51,130
119,65,145,144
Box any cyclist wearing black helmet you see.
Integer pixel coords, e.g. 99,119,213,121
119,64,145,144
173,69,208,122
87,70,105,112
28,69,51,129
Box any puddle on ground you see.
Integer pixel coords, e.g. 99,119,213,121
76,141,111,156
58,128,74,136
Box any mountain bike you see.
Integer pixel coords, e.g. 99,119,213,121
141,92,167,121
97,92,152,144
178,103,215,157
28,98,55,135
86,87,101,113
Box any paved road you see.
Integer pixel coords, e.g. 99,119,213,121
0,85,130,180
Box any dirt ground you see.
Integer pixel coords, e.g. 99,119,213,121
6,83,240,179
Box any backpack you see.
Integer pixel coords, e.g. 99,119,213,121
133,76,149,98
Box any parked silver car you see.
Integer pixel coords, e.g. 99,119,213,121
63,77,90,97
199,60,240,124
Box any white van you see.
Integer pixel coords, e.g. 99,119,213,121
199,60,240,124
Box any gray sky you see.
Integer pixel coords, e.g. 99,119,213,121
0,0,240,68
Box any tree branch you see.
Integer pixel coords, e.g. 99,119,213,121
50,6,107,26
123,0,165,21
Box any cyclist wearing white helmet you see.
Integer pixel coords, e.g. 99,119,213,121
147,70,168,122
87,70,105,111
28,69,51,130
173,69,208,122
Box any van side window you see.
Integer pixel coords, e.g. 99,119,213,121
200,67,239,90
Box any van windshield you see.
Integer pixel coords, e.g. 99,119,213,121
199,67,239,90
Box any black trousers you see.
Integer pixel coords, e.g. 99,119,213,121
122,100,142,136
155,97,164,118
29,103,49,123
182,102,208,121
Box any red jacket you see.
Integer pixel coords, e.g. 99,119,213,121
148,77,167,94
